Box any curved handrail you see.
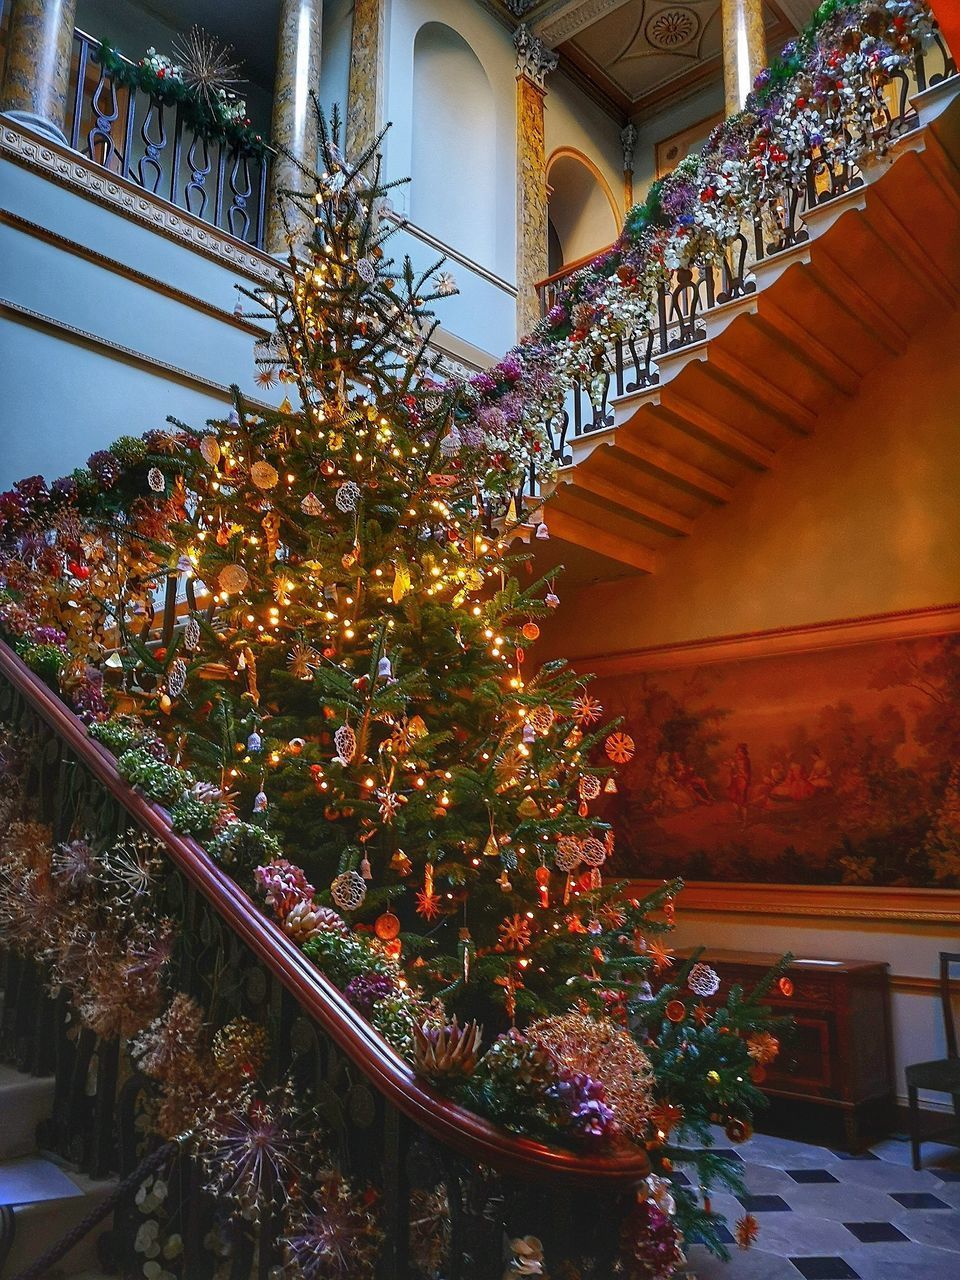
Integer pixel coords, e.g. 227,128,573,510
0,639,650,1187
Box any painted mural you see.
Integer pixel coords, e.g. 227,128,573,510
591,629,960,888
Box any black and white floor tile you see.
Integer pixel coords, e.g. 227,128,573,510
682,1126,960,1280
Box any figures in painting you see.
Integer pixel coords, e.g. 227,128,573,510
592,630,960,888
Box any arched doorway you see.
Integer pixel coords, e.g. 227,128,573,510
546,148,620,274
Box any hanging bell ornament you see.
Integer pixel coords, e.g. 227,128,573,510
253,789,268,813
535,522,550,540
376,655,393,681
360,856,372,880
522,722,536,745
247,730,262,753
227,408,241,426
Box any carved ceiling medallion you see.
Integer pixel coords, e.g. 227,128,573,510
645,7,700,50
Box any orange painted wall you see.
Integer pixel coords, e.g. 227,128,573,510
549,309,960,661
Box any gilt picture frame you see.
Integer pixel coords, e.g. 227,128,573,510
580,605,960,922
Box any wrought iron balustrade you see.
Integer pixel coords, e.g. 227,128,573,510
0,639,649,1280
63,28,270,250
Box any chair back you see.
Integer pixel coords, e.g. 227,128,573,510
940,952,960,1060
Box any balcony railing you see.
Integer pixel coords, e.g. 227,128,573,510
63,28,271,250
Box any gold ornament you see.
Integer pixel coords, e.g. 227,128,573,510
521,621,540,641
605,732,635,764
218,563,249,594
262,510,280,558
527,1012,653,1139
498,913,532,952
572,693,603,726
250,460,279,490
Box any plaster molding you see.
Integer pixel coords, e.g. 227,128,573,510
533,0,636,47
514,23,559,87
0,296,274,413
0,209,270,339
0,122,279,285
628,879,960,924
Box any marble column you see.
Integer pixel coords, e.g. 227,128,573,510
514,24,557,337
266,0,323,254
346,0,386,162
620,122,638,211
0,0,78,145
721,0,766,115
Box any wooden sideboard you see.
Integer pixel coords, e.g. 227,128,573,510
688,949,895,1151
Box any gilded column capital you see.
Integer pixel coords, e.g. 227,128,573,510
513,24,558,90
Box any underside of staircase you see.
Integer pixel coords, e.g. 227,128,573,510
530,80,960,585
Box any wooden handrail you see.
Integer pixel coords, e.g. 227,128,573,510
533,243,617,295
0,639,650,1187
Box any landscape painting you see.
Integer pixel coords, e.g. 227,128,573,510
589,625,960,888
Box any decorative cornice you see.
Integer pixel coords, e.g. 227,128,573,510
534,0,635,47
514,23,559,88
0,122,279,285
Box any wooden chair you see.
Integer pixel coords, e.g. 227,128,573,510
906,951,960,1170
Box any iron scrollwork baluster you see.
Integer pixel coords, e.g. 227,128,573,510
137,97,168,194
184,134,212,218
87,68,120,169
227,150,254,242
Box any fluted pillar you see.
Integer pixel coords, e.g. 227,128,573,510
722,0,766,115
0,0,78,144
514,24,557,336
266,0,323,254
346,0,386,162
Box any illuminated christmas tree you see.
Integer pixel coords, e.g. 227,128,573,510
0,104,788,1266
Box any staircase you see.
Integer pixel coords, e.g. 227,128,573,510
532,73,960,582
0,1059,114,1278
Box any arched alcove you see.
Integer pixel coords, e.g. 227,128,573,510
546,149,620,268
411,23,497,269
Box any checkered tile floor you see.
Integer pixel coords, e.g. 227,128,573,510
682,1126,960,1280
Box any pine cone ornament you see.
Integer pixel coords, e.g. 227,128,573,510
282,900,349,942
413,1017,482,1082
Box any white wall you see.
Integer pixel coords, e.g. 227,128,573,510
411,22,498,270
544,68,624,228
0,155,282,488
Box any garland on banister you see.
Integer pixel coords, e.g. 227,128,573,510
466,0,945,429
94,33,267,158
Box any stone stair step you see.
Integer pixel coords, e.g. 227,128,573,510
0,1067,55,1161
2,1167,116,1278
